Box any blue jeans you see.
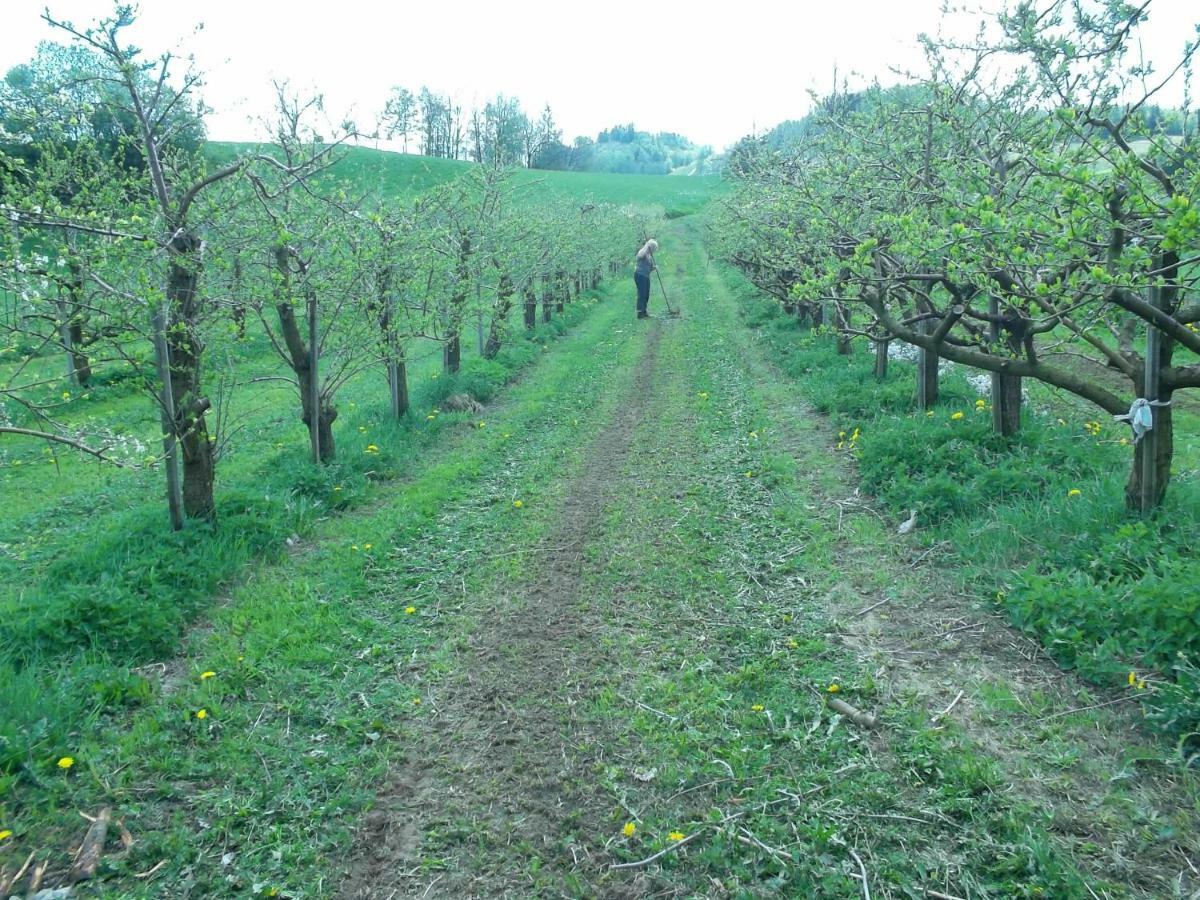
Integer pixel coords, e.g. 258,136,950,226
634,273,651,316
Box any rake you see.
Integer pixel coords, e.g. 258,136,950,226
654,266,681,318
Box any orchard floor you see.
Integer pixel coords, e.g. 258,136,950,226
8,217,1200,898
333,221,1200,898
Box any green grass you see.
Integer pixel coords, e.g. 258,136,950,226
207,142,726,215
2,213,1195,898
0,259,656,895
727,275,1200,740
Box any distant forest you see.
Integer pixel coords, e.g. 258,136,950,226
379,86,714,174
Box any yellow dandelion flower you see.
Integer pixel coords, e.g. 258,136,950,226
196,709,207,720
925,411,934,417
751,704,764,712
698,392,709,399
787,639,798,649
363,543,373,551
57,756,74,770
975,398,987,407
427,414,436,421
200,671,216,680
365,444,380,454
0,829,12,841
950,412,965,421
1067,488,1082,498
745,471,754,478
351,544,360,551
412,697,422,705
668,831,686,841
405,606,416,614
513,499,524,508
827,684,840,693
358,426,367,433
62,391,71,400
333,485,343,492
1128,671,1137,686
477,421,486,429
1138,679,1147,690
623,822,636,837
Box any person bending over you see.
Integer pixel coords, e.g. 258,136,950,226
634,238,658,319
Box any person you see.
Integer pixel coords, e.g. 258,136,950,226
634,239,658,319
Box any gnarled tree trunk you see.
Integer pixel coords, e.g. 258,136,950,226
167,230,217,518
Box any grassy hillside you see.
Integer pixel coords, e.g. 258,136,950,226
208,142,726,216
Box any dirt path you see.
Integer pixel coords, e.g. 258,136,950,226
339,322,667,898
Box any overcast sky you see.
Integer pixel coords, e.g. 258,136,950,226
1,1,1197,152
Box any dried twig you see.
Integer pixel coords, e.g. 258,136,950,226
1038,693,1141,722
829,697,878,729
737,829,794,863
70,806,112,883
610,831,702,870
932,690,965,722
849,848,871,900
927,890,968,900
134,860,167,879
853,597,892,618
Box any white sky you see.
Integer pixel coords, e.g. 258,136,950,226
1,1,1197,152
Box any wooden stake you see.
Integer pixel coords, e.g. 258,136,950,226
1140,273,1163,516
150,302,184,530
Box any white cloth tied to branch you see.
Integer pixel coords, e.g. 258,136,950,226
1113,397,1171,443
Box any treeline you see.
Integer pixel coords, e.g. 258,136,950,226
0,7,646,531
380,86,712,174
711,0,1199,513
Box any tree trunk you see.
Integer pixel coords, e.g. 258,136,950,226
273,247,336,463
836,303,853,355
231,255,247,339
915,318,939,409
444,333,461,373
555,270,566,313
991,373,1022,436
1125,263,1175,513
484,273,515,359
542,275,552,323
988,295,1021,436
61,260,91,385
167,231,216,520
874,338,889,381
523,284,537,329
389,358,409,419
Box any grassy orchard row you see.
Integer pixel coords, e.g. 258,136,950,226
726,270,1200,740
0,276,612,794
0,270,657,894
0,9,655,531
711,1,1199,513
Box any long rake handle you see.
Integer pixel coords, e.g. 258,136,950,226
654,267,678,316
